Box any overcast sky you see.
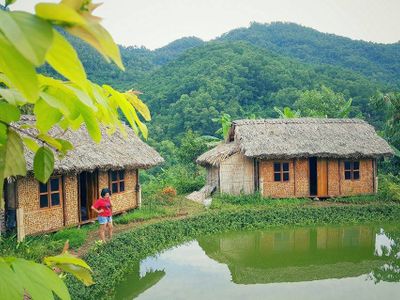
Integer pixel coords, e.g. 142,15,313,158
13,0,400,49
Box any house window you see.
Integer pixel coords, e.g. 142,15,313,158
110,170,125,194
39,176,62,208
344,161,360,180
274,162,290,182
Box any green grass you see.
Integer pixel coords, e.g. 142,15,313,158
113,207,167,224
210,193,312,209
328,195,379,204
0,225,92,262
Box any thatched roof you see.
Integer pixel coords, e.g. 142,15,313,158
196,142,239,167
18,116,164,173
198,118,393,166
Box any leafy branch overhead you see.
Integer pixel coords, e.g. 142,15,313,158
0,0,151,197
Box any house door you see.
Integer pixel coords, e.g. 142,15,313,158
309,158,328,197
79,171,99,222
317,159,328,197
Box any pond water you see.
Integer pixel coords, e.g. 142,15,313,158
115,223,400,300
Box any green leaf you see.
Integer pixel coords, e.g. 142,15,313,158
34,98,62,133
66,85,96,110
44,253,92,270
11,258,71,300
37,134,62,151
33,147,54,183
79,105,101,142
0,11,53,66
6,0,17,6
35,3,86,25
0,88,27,105
4,129,26,178
44,253,94,286
103,85,138,134
125,91,151,121
23,137,40,153
0,33,39,101
67,22,124,70
55,139,74,156
46,30,88,90
0,260,24,300
0,102,20,123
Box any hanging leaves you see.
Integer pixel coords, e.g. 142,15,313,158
33,147,54,183
45,30,88,91
0,33,39,101
0,11,53,66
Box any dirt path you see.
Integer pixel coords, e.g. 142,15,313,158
76,213,191,257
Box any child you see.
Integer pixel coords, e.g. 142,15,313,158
91,188,113,242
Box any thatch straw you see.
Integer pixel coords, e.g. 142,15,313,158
17,116,164,173
196,142,240,167
198,118,393,166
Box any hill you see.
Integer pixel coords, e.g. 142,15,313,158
219,22,400,87
136,41,387,141
40,23,400,142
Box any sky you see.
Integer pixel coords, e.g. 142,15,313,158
13,0,400,50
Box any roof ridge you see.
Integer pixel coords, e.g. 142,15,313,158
233,118,367,125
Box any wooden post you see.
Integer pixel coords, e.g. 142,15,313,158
259,178,264,196
16,207,25,242
137,185,142,208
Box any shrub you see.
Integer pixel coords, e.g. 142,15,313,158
162,186,177,198
378,174,400,202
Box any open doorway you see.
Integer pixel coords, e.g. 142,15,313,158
79,171,99,222
309,157,317,196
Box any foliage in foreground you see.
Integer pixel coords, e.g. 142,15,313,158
66,204,400,299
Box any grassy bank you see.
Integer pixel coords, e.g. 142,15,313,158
0,196,203,262
66,203,400,299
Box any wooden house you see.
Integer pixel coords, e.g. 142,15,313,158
196,118,393,198
1,116,163,237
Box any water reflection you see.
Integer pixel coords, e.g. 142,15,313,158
370,228,400,284
115,224,400,299
114,261,165,300
198,225,393,284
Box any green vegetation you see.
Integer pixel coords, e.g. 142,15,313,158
66,203,400,300
210,193,311,209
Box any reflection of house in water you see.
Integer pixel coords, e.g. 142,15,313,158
198,225,387,284
113,261,165,300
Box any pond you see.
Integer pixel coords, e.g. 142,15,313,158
115,223,400,300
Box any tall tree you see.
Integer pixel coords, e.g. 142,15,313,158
294,86,353,118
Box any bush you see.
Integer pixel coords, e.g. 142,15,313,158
378,174,400,202
142,165,205,196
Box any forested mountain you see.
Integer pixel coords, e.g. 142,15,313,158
41,22,399,142
219,22,400,87
137,41,387,141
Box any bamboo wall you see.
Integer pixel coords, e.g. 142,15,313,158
15,168,138,236
17,175,65,235
206,166,219,187
98,169,138,214
219,153,254,195
260,158,375,198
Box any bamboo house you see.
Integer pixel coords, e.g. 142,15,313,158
196,118,393,198
1,116,164,237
